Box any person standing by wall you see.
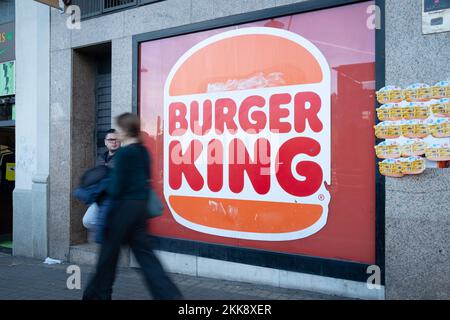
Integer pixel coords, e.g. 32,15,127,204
97,129,121,168
83,113,182,300
82,129,121,233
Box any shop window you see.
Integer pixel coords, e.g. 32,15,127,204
0,61,15,97
0,102,14,122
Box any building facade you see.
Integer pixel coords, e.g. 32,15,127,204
9,0,450,299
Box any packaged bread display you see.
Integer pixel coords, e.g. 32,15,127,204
374,141,401,159
374,121,401,139
431,81,450,99
403,83,433,102
400,120,429,138
426,118,450,138
376,86,403,104
400,156,426,175
425,143,450,161
378,159,404,177
401,102,430,120
401,139,427,157
429,98,450,118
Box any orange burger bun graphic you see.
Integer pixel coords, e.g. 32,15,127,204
163,27,331,241
169,33,323,96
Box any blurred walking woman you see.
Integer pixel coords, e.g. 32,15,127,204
83,113,182,300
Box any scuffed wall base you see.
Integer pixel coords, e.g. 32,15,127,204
13,184,48,259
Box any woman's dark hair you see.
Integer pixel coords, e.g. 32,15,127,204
116,113,141,139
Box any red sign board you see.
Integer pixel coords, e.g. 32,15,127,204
139,1,376,264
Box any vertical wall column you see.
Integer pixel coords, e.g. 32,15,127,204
13,1,50,259
112,37,133,120
111,37,133,265
48,50,72,260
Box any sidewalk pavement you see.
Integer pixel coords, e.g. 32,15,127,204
0,253,346,300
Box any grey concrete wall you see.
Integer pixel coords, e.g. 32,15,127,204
48,48,72,260
13,0,50,259
386,0,450,86
385,0,450,299
385,170,450,299
12,189,32,256
111,36,132,119
32,175,49,259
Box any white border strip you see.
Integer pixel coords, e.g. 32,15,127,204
130,250,385,300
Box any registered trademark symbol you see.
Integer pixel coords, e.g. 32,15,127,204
318,194,325,201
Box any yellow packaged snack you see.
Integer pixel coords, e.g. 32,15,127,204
429,98,450,118
431,81,450,99
402,102,430,120
376,104,390,121
376,103,403,121
427,118,450,138
374,121,401,139
388,103,403,120
400,156,426,175
378,159,404,177
414,103,429,119
376,86,403,104
401,102,415,120
374,141,401,159
401,139,427,157
403,83,433,102
425,143,450,161
401,120,429,138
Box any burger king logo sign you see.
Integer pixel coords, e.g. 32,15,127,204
164,27,331,241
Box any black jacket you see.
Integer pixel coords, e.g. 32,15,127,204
74,165,113,243
96,151,116,169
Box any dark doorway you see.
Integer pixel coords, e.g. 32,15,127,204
0,125,14,253
71,42,111,245
95,54,112,159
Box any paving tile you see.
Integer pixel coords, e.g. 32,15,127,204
0,253,345,300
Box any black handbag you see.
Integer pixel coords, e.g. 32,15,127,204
147,188,164,218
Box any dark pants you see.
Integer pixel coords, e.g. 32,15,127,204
82,199,182,300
